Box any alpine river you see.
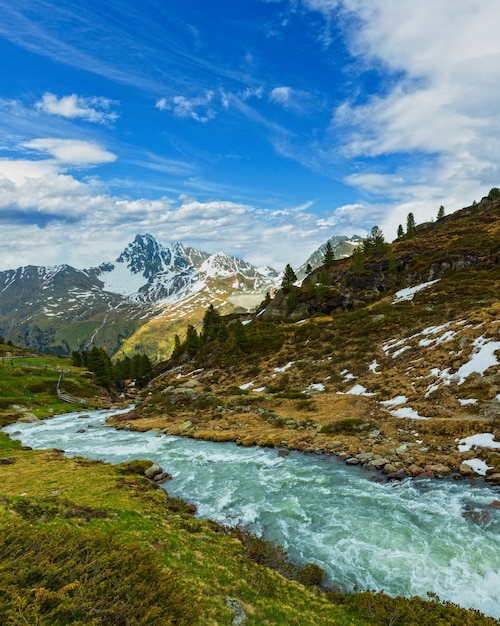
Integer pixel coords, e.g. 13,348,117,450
4,407,500,619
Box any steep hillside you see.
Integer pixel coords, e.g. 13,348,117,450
120,192,500,484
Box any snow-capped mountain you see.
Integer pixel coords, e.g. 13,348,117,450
0,234,280,357
88,235,210,301
87,234,279,304
296,235,363,280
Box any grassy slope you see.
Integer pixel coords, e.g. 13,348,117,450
0,345,107,425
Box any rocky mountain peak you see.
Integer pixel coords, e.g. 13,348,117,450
116,233,180,278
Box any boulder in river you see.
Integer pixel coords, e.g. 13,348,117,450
154,472,172,484
144,462,163,479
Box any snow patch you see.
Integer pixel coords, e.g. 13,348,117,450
389,407,429,420
101,262,148,296
341,369,356,381
274,361,295,373
458,398,478,406
462,458,491,476
458,433,500,452
392,345,412,359
305,383,325,393
381,395,408,407
239,381,254,390
454,336,500,384
340,384,374,397
393,280,440,303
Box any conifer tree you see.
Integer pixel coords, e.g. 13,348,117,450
349,246,366,272
172,334,182,358
437,205,445,220
184,324,201,357
397,224,405,239
281,264,297,291
88,346,114,388
323,241,335,267
231,319,249,352
319,269,330,285
363,225,387,256
305,263,312,275
201,304,226,344
115,355,131,381
262,292,271,308
131,354,153,387
406,212,417,237
217,323,229,341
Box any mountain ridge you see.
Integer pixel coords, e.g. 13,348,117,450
0,234,282,357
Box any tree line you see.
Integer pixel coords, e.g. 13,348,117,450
72,346,153,389
172,304,251,359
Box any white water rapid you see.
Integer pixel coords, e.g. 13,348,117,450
4,407,500,619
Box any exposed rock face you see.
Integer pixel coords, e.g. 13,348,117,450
0,234,280,356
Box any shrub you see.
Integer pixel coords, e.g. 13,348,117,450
299,562,325,586
327,590,498,626
322,419,373,434
227,526,298,580
0,522,201,625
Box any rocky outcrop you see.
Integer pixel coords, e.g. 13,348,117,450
262,229,499,321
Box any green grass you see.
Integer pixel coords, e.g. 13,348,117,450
0,353,104,426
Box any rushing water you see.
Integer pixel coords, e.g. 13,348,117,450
4,407,500,618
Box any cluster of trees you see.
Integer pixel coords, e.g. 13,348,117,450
172,304,250,359
397,212,417,240
348,225,395,273
72,346,153,389
397,206,446,240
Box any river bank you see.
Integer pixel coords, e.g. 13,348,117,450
108,385,500,485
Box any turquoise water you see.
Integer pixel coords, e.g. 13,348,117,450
4,407,500,618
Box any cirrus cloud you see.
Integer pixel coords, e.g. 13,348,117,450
156,91,216,123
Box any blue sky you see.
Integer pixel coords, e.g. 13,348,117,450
1,0,500,271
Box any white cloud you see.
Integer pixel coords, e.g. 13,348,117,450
0,157,345,271
35,93,119,124
294,0,500,235
155,97,168,111
270,86,293,105
344,173,405,194
22,138,117,165
156,91,216,122
269,86,313,113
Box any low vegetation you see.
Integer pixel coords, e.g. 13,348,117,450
130,194,500,480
